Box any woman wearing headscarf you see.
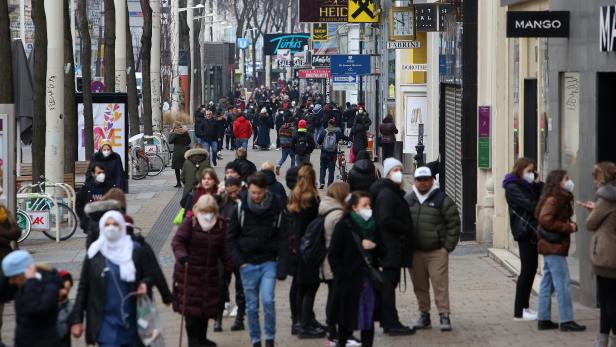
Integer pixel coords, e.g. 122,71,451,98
172,195,230,347
70,211,171,346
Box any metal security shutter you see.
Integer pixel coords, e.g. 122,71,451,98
443,84,463,217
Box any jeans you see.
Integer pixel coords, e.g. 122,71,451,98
237,138,249,150
240,261,277,344
320,153,336,186
277,148,296,168
314,126,324,144
380,267,403,328
514,239,538,317
195,137,204,146
203,141,218,165
296,154,311,166
598,276,616,334
538,255,573,323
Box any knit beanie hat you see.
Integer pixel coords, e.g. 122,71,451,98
2,250,34,277
383,158,403,178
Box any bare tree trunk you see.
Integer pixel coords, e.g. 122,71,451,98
32,0,47,183
79,0,94,160
103,0,115,92
0,0,13,103
140,0,153,134
64,0,76,174
193,19,201,112
126,2,139,136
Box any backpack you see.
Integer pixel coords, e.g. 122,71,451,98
322,129,338,152
295,133,309,155
300,209,341,266
279,124,293,148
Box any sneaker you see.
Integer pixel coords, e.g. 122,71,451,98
291,323,301,335
439,313,452,332
324,338,337,347
345,337,361,347
414,312,431,329
538,320,559,330
560,321,586,332
222,302,232,317
514,309,537,321
275,165,281,176
384,324,415,336
229,305,238,317
525,307,538,315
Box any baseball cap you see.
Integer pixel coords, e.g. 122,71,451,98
414,166,432,179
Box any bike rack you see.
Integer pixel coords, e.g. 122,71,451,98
17,181,77,212
16,192,62,242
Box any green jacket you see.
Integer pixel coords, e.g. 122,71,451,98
180,148,210,200
404,187,461,252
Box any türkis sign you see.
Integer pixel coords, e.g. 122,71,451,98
263,33,311,56
506,11,569,37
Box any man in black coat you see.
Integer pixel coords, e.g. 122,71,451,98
369,158,415,336
232,147,257,183
194,106,206,145
201,110,221,166
76,163,112,231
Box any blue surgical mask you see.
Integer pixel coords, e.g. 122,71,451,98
564,179,575,193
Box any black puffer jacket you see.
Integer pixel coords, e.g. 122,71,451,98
293,197,320,285
369,179,412,268
348,159,377,192
502,174,543,241
262,170,288,206
87,151,126,191
233,158,257,182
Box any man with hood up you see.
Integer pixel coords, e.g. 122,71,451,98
233,112,253,150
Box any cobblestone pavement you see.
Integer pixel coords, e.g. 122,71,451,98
1,143,601,346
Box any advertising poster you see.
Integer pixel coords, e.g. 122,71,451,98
77,100,128,168
403,95,428,154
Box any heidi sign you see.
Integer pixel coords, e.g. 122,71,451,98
299,0,348,23
263,33,311,56
506,11,569,37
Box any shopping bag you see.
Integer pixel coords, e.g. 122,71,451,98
137,295,165,346
349,148,355,164
173,208,185,225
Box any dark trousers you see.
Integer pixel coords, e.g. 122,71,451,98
325,280,337,339
290,276,299,324
298,283,320,327
598,276,616,334
225,133,235,149
382,143,394,160
174,169,181,185
339,327,374,347
186,316,209,344
219,263,246,320
514,239,538,317
380,267,402,329
320,153,336,186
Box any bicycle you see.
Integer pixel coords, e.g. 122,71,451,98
136,144,165,177
16,178,79,242
129,145,148,180
337,142,348,182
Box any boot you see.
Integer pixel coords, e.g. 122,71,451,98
559,321,586,332
414,312,431,330
252,343,262,347
188,338,203,347
213,319,223,332
439,312,452,332
595,333,609,347
230,317,245,331
265,340,275,347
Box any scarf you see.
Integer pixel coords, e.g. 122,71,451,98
87,211,136,282
412,184,438,205
247,192,273,215
350,212,376,263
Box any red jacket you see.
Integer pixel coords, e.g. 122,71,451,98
233,116,253,139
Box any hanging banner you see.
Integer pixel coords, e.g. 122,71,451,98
478,106,491,168
297,69,331,79
312,23,328,41
348,0,380,23
299,0,348,23
263,33,311,56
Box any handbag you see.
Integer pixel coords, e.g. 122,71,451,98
537,226,567,244
350,232,385,292
173,208,185,225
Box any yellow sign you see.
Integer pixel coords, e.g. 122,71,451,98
312,23,328,41
348,0,380,23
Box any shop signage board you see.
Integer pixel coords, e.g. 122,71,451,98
236,38,249,50
330,55,371,76
348,0,380,23
263,33,311,56
506,11,570,37
386,41,421,49
311,55,331,67
297,69,331,79
299,0,348,23
478,106,491,169
312,23,328,41
332,76,358,91
415,4,438,32
600,5,616,52
402,64,427,71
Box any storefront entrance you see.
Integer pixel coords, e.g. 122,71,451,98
597,73,616,163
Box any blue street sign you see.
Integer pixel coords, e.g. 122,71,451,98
330,55,371,76
237,38,250,50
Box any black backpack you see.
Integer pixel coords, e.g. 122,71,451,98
300,209,341,266
295,133,309,155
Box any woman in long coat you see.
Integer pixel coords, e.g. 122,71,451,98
168,121,192,188
255,108,274,150
172,194,229,347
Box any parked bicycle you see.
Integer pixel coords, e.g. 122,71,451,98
129,145,164,180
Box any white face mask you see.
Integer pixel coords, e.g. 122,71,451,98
523,172,535,184
95,173,106,183
102,150,111,158
564,179,575,193
358,208,372,221
390,171,403,184
197,213,217,231
103,225,122,242
358,110,364,114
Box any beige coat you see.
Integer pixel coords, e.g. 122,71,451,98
586,182,616,278
319,196,345,281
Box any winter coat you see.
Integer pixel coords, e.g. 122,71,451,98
233,158,257,182
343,108,356,129
216,117,227,139
294,196,321,284
347,159,378,192
350,114,371,154
328,215,385,331
194,115,205,139
168,129,192,170
502,174,543,241
379,118,398,144
233,116,253,139
226,193,288,278
370,179,412,268
262,170,288,206
200,117,220,142
181,148,210,200
319,196,345,281
256,115,274,148
317,126,348,155
76,180,112,231
405,188,461,252
0,215,21,262
71,242,172,345
536,192,576,257
586,182,616,278
172,217,230,318
9,265,62,347
87,151,126,191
